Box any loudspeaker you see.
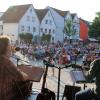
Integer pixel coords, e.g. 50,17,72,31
62,85,81,100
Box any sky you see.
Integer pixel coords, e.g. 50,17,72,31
0,0,100,21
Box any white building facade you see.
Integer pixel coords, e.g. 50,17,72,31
47,7,65,42
0,4,40,43
0,4,80,43
39,10,56,42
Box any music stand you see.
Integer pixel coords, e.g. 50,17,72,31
70,69,86,89
18,65,44,82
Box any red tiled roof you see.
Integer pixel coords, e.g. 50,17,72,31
0,4,32,23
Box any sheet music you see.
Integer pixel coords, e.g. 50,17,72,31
70,70,86,83
18,65,44,82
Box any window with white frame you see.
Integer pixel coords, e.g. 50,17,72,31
21,26,24,31
52,29,55,34
45,28,47,33
33,27,36,32
49,29,51,34
52,37,54,41
27,26,30,32
41,28,43,32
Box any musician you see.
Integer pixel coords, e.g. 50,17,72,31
75,56,100,100
0,36,29,100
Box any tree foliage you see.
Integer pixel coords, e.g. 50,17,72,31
89,12,100,39
41,33,51,42
19,33,33,43
19,33,25,40
64,19,76,38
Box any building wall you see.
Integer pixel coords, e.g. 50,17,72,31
19,5,40,36
40,11,56,42
3,23,18,42
47,7,65,42
1,4,81,43
80,19,88,40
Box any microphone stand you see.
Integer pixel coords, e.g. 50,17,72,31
51,64,80,100
57,66,61,100
43,60,73,100
57,65,67,100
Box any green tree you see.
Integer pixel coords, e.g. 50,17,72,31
41,33,46,41
19,33,25,40
41,33,51,43
25,33,33,42
46,34,51,42
89,12,100,40
64,19,76,39
33,35,40,43
19,33,33,43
